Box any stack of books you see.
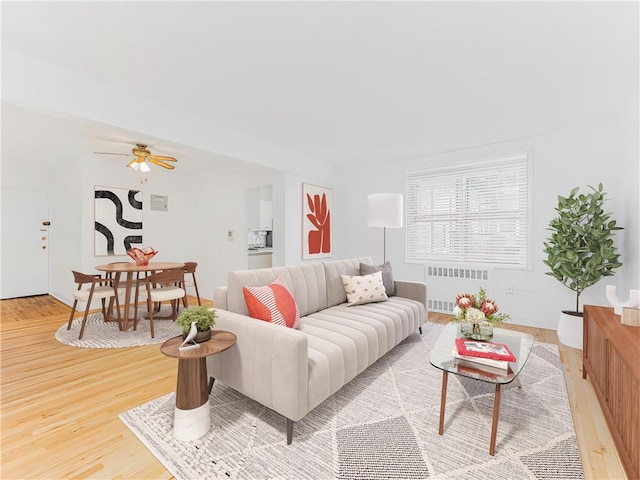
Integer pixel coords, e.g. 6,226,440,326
452,338,516,371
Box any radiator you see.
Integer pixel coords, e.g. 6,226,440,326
425,265,494,314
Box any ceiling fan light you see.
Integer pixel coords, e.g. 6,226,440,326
129,161,140,171
139,160,151,173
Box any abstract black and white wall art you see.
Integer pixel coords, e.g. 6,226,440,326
94,186,143,256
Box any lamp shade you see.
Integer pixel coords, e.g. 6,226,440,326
139,160,151,173
367,193,403,228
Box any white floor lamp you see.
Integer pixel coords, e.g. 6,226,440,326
367,193,403,263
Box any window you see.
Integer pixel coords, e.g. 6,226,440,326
406,153,529,267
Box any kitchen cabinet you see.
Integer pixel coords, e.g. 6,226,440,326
583,305,639,480
248,251,272,269
245,186,272,230
259,200,273,230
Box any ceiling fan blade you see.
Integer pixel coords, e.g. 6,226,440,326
94,151,131,156
148,157,176,170
149,154,177,162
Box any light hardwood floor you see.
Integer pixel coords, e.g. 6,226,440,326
0,296,628,479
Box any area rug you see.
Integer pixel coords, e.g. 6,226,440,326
55,307,182,348
120,322,584,479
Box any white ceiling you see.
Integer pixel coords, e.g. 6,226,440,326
2,1,638,167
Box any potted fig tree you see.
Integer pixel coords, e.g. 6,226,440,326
543,183,623,349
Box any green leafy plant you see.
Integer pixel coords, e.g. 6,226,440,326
176,306,217,334
543,183,623,313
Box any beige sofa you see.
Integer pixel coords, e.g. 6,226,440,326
208,257,427,443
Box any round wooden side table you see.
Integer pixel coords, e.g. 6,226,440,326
160,330,237,441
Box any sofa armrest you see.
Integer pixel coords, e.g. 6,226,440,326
207,309,309,422
395,280,428,311
213,286,228,310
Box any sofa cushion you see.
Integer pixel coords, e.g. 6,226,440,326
323,257,372,308
300,296,426,411
360,261,396,296
228,263,327,317
341,271,388,306
356,296,424,341
305,312,382,366
243,276,301,329
311,297,424,355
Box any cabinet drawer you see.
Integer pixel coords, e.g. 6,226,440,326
608,345,640,478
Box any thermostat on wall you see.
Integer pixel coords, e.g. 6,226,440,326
150,194,168,212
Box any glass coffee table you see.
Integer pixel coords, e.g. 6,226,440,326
430,322,534,455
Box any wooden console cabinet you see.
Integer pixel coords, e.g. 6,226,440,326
583,305,639,480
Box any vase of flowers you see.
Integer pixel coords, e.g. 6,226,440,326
453,287,510,341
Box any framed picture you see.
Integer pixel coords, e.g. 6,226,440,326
302,183,332,259
94,186,143,256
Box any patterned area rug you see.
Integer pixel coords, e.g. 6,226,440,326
120,322,584,479
55,307,182,348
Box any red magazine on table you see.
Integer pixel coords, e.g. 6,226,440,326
454,338,516,362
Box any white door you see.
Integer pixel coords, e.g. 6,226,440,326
1,188,49,299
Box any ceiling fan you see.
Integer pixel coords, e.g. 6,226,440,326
95,143,178,172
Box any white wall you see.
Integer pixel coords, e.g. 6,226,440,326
2,50,346,298
4,102,637,333
1,103,86,303
77,154,200,301
71,165,338,303
74,157,290,305
338,119,639,330
1,104,293,305
2,48,332,180
279,173,344,266
189,167,282,296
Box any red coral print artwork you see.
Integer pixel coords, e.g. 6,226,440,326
306,192,331,254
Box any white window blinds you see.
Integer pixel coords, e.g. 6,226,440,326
406,153,529,267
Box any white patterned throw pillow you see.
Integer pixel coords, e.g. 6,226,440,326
341,271,389,306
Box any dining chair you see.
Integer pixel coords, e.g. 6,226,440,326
182,261,202,306
134,268,187,338
66,271,122,339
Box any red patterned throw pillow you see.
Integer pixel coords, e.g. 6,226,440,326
243,276,301,329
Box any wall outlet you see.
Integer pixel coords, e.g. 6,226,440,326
227,229,235,241
506,285,514,294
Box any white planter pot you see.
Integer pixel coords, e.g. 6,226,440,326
556,311,584,350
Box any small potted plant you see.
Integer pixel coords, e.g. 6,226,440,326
176,306,217,343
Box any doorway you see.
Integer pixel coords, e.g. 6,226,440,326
1,188,49,299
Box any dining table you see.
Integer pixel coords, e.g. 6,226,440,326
95,261,185,331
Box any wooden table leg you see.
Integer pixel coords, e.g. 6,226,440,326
122,272,133,331
105,272,121,322
489,383,501,456
438,370,448,435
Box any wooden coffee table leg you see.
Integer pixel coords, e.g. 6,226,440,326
489,383,501,456
438,371,448,435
